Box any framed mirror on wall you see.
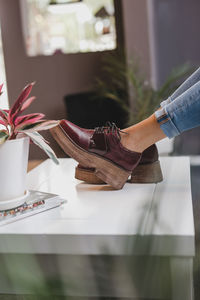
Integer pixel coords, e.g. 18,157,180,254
20,0,117,56
0,25,9,109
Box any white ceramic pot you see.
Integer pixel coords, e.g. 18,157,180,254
0,136,30,210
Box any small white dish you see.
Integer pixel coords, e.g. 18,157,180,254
0,190,30,211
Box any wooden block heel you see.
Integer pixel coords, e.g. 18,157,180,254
75,166,104,184
51,125,130,190
129,160,163,184
95,166,130,190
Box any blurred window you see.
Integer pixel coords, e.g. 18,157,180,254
20,0,117,56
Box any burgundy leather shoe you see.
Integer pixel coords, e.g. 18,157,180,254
75,144,163,184
50,120,142,189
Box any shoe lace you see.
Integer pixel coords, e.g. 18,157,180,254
94,122,126,140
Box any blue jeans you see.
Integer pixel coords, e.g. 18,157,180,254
155,67,200,138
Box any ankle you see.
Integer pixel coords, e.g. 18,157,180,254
120,128,145,153
120,114,166,153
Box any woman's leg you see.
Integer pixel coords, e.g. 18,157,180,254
122,80,200,152
121,68,200,152
160,67,200,107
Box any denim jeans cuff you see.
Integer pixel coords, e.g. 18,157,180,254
155,108,180,139
160,97,172,108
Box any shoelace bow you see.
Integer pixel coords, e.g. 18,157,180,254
94,122,126,140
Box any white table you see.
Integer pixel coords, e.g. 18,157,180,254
0,157,195,299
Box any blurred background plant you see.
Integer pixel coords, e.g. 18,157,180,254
94,51,193,126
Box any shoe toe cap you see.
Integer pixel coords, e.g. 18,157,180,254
60,120,92,150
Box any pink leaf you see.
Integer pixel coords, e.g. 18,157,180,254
20,96,36,113
0,109,8,123
0,119,7,127
17,121,44,131
9,82,35,122
15,118,45,132
21,120,59,132
16,119,44,129
14,113,45,126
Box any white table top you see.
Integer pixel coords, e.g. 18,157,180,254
0,157,195,256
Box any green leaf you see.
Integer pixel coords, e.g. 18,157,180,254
24,131,59,165
0,130,9,145
18,121,43,131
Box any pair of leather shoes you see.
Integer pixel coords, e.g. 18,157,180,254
50,120,163,189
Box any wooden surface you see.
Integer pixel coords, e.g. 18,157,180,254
27,160,44,172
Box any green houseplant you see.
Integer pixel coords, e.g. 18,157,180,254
94,52,192,126
0,82,59,209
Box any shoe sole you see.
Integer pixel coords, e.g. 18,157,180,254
50,125,131,190
75,160,163,184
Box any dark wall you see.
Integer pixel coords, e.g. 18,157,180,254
122,0,151,78
149,0,200,155
151,0,200,87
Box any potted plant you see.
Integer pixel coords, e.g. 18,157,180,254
0,82,59,210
